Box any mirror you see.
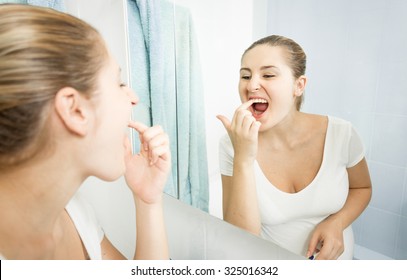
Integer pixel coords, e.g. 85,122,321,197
164,0,406,260
126,0,267,214
23,0,404,260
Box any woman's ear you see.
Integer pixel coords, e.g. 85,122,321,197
295,75,307,96
54,87,90,136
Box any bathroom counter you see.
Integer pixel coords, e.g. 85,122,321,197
163,194,303,260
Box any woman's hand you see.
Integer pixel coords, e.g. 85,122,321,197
217,100,261,164
307,217,345,260
124,121,171,205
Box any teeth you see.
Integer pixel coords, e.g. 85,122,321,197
251,98,268,103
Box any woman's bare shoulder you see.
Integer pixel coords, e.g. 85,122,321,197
300,112,328,132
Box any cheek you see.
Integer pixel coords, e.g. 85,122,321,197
108,95,132,123
270,81,295,101
267,85,296,114
238,83,245,96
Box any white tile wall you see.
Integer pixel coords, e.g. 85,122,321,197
382,1,407,64
396,216,407,259
350,0,387,12
370,115,407,167
267,0,407,259
376,62,407,116
369,162,405,214
402,170,407,217
360,207,399,257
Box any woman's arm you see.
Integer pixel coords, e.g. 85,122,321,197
124,121,170,260
134,196,168,259
99,197,168,260
222,169,261,235
334,158,372,230
218,100,262,235
101,236,126,259
307,158,372,259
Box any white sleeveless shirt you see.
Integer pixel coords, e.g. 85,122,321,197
219,116,365,259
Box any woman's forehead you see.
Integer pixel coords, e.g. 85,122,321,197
241,45,288,69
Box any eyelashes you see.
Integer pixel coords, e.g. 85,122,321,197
240,74,276,80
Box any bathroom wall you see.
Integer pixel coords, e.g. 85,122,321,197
266,0,407,259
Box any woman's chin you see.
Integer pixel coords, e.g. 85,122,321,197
96,164,125,182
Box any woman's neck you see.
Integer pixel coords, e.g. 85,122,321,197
0,155,84,259
258,111,306,148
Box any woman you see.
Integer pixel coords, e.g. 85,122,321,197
0,4,170,259
217,35,372,260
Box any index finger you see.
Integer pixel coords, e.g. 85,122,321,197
128,120,148,134
237,99,255,110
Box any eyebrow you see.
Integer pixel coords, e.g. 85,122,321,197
240,65,279,72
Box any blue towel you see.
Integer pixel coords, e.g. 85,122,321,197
0,1,64,10
127,0,209,211
0,0,26,3
172,4,209,211
0,1,64,11
27,0,65,10
127,0,178,198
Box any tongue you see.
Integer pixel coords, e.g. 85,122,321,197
253,103,268,112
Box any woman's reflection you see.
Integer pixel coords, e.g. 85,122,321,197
217,35,372,260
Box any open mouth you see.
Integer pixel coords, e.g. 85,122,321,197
250,98,269,116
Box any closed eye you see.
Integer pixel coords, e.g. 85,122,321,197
241,75,251,80
264,74,275,78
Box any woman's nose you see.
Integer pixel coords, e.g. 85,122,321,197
247,77,260,92
127,88,139,106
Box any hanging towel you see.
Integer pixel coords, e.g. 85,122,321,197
27,0,65,10
127,0,209,211
0,0,26,4
127,0,178,198
172,4,209,212
0,1,64,11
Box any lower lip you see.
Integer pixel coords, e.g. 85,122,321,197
251,107,267,120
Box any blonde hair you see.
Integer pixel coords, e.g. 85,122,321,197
243,35,307,110
0,4,107,168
